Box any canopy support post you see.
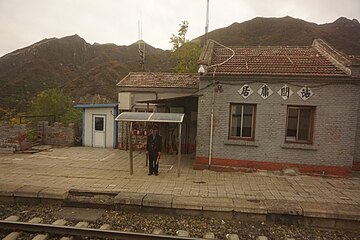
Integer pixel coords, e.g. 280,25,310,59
129,122,134,175
177,122,182,177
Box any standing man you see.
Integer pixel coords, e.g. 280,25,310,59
146,124,162,176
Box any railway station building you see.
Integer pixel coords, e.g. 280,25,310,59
195,39,360,176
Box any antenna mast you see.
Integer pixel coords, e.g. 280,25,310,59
138,19,145,71
204,0,209,44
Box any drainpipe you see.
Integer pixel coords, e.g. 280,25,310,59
208,78,215,167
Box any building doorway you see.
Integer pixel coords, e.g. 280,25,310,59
93,115,106,147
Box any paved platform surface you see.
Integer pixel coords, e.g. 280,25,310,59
0,147,360,223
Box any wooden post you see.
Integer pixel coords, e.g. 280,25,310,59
129,122,133,175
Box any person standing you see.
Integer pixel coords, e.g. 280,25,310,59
146,124,162,176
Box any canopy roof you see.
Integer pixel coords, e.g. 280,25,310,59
115,112,184,123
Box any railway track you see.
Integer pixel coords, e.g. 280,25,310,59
1,204,359,240
0,216,204,240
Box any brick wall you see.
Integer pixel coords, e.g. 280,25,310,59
0,122,29,150
351,66,360,78
354,92,360,171
196,77,360,175
42,122,77,146
0,121,78,150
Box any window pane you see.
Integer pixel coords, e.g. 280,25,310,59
229,104,255,139
287,108,298,138
242,105,253,137
286,106,314,143
95,117,104,131
231,105,242,137
298,109,311,140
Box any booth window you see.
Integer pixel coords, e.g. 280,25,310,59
94,117,104,131
286,106,315,144
229,103,256,140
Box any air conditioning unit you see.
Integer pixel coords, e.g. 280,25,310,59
118,92,132,110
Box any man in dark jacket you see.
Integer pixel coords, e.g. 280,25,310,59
146,124,162,176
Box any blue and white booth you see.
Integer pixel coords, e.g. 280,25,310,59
75,103,118,148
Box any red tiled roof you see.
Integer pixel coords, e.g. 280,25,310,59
202,42,348,77
117,72,199,88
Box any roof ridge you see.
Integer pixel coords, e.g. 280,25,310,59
312,39,351,75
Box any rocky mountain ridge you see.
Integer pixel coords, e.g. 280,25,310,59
1,16,359,113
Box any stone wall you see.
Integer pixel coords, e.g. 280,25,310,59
0,122,29,151
353,92,360,171
42,122,77,146
0,121,78,151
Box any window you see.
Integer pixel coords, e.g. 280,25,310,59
94,117,104,131
286,106,315,144
229,103,256,140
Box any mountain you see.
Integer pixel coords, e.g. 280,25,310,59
195,16,360,55
0,35,174,112
1,16,360,113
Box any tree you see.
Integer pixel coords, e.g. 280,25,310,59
170,21,202,73
30,89,81,125
174,41,202,73
170,20,189,52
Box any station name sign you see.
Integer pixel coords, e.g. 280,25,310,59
238,84,313,101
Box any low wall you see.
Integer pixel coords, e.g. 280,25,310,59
42,122,77,146
0,122,29,151
0,121,78,151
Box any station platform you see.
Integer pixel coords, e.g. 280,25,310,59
0,147,359,229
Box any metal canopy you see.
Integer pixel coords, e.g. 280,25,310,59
115,112,184,177
115,112,184,123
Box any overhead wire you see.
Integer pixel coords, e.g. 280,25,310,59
208,40,235,70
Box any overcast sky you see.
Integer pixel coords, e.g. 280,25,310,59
0,0,359,57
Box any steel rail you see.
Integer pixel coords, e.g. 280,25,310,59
0,220,204,240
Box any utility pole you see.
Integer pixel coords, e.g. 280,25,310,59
204,0,210,44
138,20,145,71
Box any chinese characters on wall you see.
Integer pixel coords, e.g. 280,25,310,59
277,84,294,100
297,86,313,101
237,84,253,99
257,84,273,99
238,84,312,101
